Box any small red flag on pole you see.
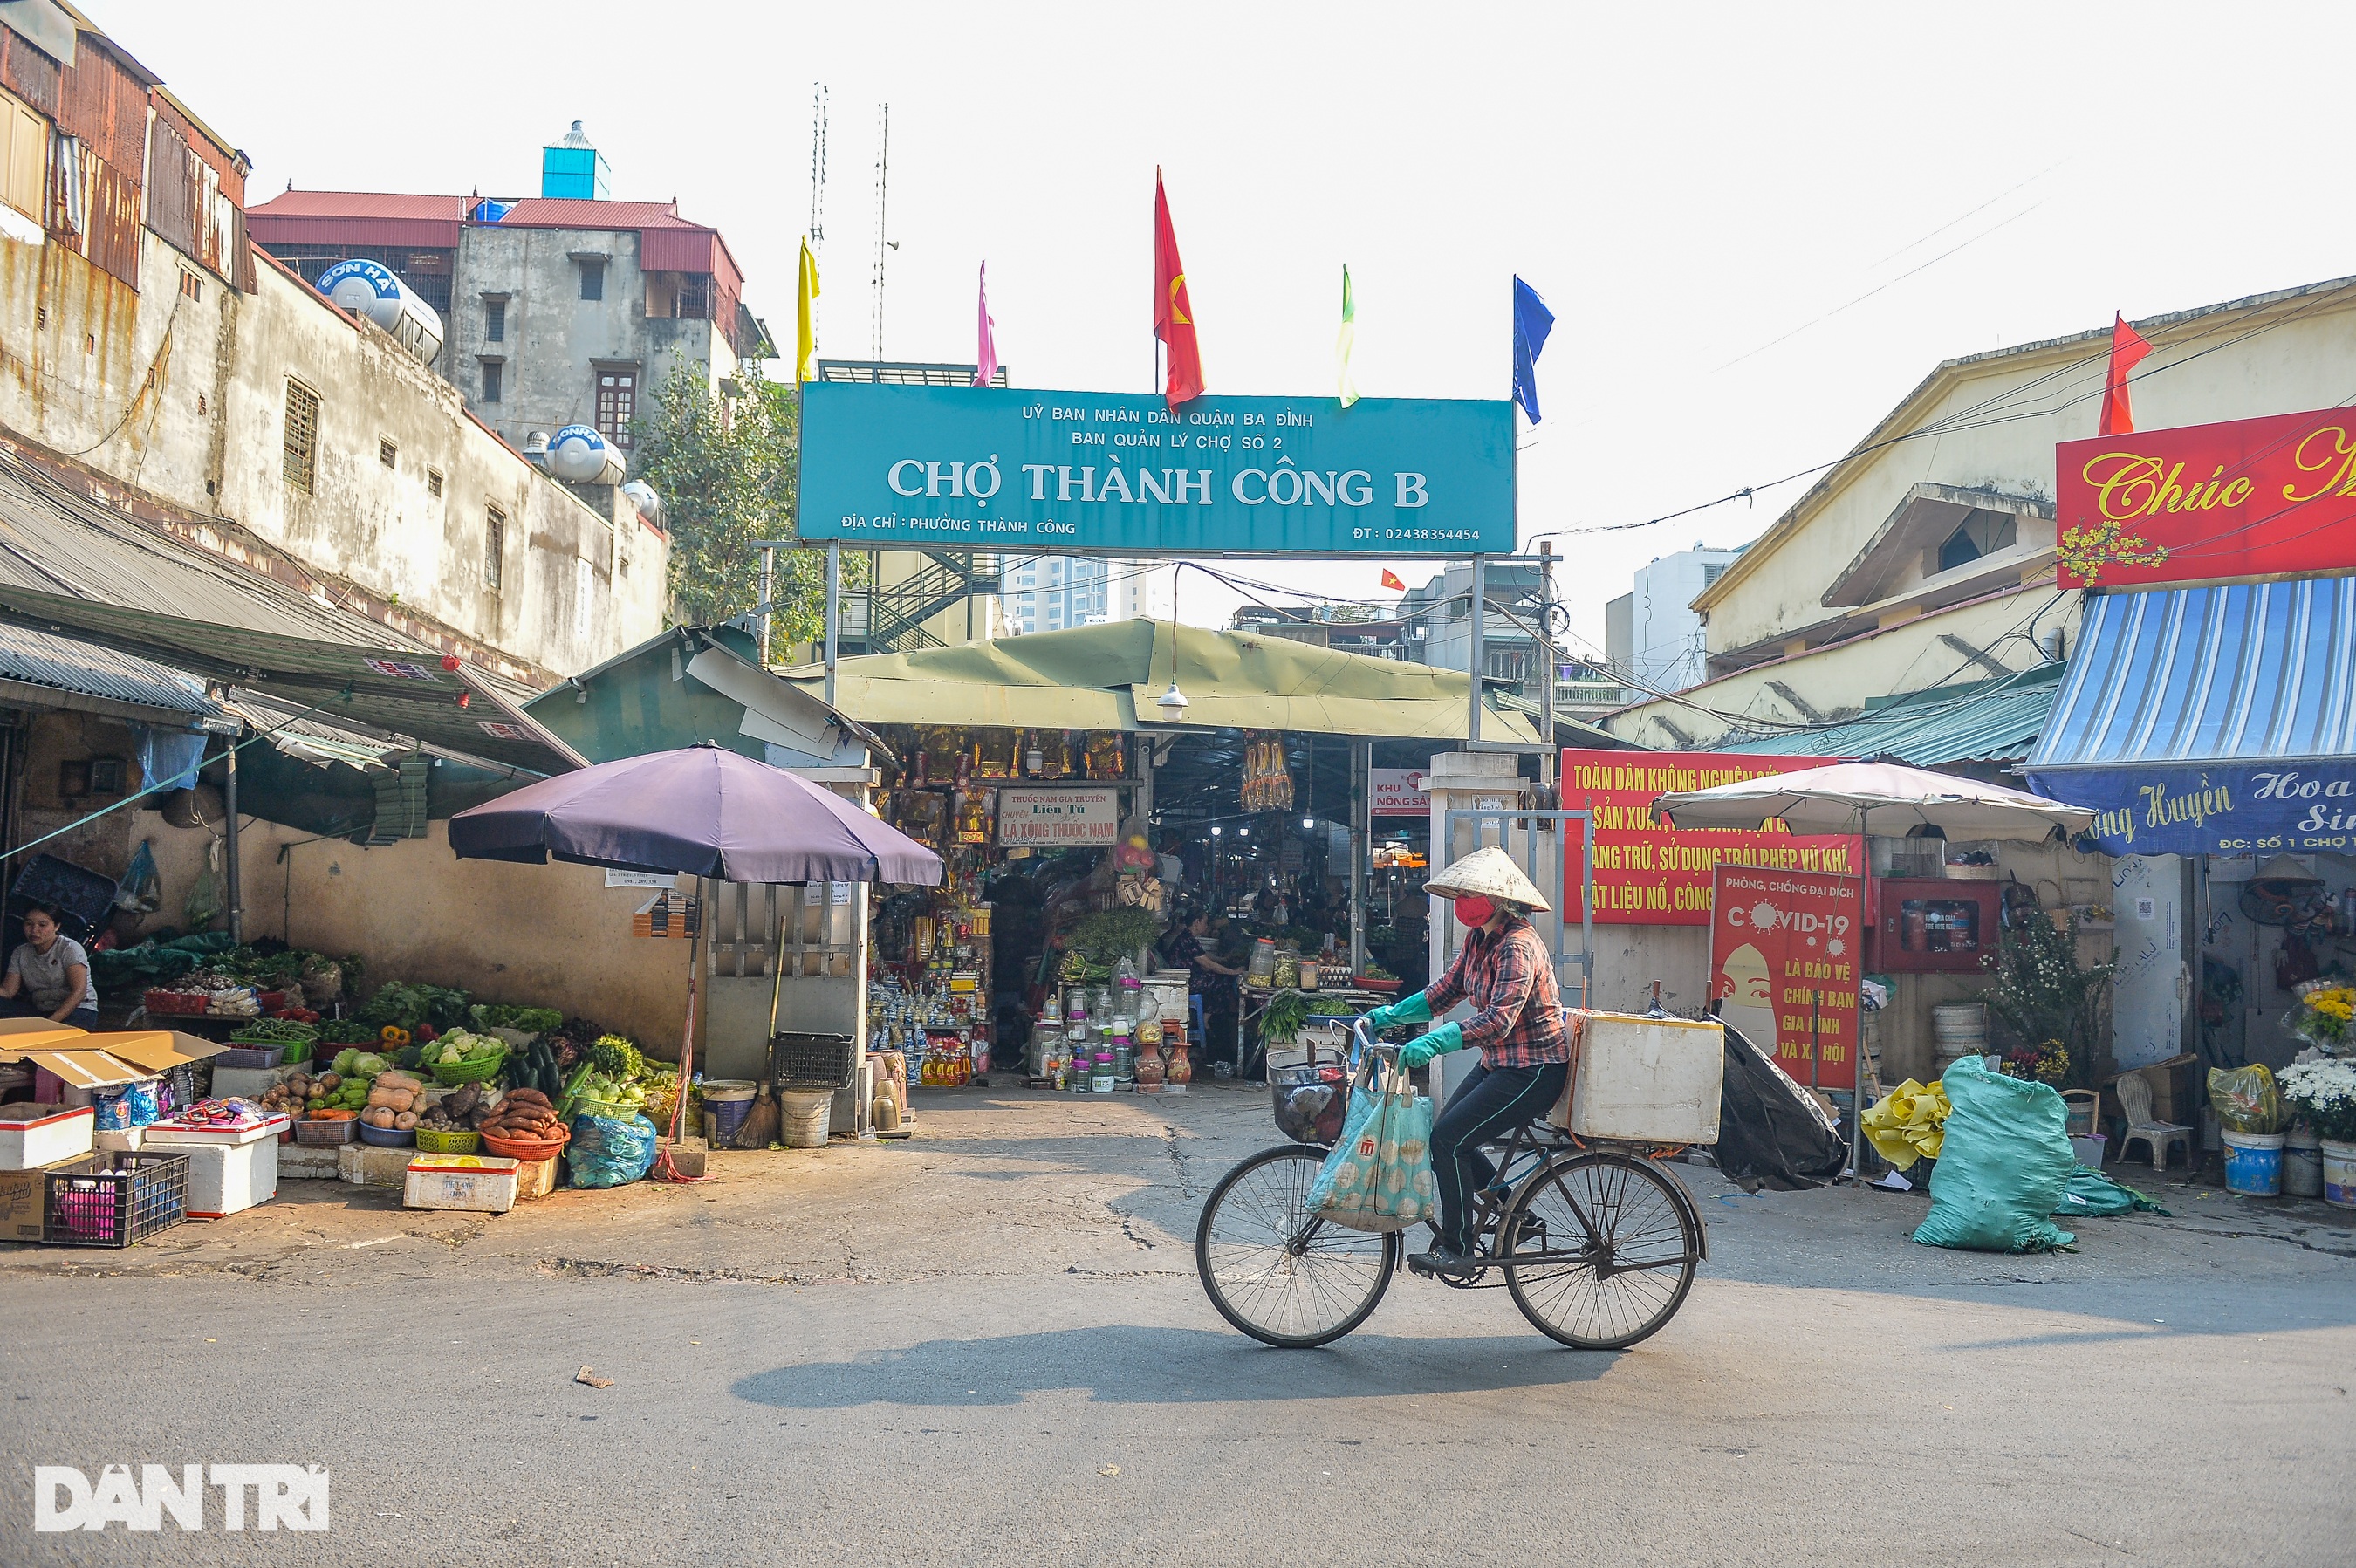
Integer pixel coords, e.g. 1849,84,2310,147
1154,169,1205,410
1380,569,1406,592
2099,312,2153,436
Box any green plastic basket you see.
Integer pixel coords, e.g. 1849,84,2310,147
413,1126,481,1154
575,1097,648,1122
430,1051,506,1087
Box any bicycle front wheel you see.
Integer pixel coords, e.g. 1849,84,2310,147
1195,1146,1398,1348
1499,1152,1700,1350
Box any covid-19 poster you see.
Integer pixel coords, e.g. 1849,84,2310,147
1708,864,1860,1092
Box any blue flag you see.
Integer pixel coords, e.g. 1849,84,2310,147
1511,276,1554,424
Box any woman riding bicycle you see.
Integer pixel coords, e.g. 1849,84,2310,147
1363,846,1566,1279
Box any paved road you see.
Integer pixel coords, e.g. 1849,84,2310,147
3,1085,2351,1565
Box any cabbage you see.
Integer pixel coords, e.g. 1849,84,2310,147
350,1052,389,1078
332,1048,361,1076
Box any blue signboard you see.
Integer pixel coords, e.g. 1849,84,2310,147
2028,763,2356,857
797,384,1514,556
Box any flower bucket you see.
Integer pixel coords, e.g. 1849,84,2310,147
2323,1139,2356,1210
2284,1129,2325,1199
2221,1129,2284,1198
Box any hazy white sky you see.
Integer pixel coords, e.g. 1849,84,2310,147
99,1,2356,659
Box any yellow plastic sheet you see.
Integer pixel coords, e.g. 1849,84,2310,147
1863,1078,1953,1171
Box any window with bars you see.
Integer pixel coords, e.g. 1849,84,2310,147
594,367,638,448
427,468,444,498
484,298,505,343
481,359,503,404
485,506,506,592
282,379,318,493
380,437,397,469
578,260,604,301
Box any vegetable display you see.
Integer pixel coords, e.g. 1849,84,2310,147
478,1089,563,1141
587,1035,644,1081
357,981,473,1035
473,1004,563,1035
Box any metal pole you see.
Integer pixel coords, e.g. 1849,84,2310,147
223,738,243,943
759,545,776,665
1538,541,1557,791
1350,738,1369,977
825,540,841,708
1468,554,1485,743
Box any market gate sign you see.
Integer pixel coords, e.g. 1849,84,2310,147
1369,767,1430,817
1562,749,1860,925
798,384,1514,556
997,786,1121,847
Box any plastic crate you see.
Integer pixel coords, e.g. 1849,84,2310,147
771,1031,858,1092
212,1046,284,1071
413,1127,480,1154
42,1151,189,1248
142,990,211,1017
291,1118,357,1146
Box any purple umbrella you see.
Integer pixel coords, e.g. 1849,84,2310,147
448,743,942,886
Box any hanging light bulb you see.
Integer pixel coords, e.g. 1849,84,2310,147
1156,679,1189,717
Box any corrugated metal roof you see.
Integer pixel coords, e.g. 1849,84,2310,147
0,622,218,719
247,190,470,221
0,446,573,774
2031,580,2356,768
492,197,698,229
1718,665,2062,766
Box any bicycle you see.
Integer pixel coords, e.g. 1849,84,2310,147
1195,1015,1709,1350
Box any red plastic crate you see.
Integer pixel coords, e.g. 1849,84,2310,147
142,990,210,1016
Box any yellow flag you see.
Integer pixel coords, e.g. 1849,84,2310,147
1336,264,1359,408
796,237,821,383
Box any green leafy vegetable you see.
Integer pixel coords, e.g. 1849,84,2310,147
587,1035,644,1081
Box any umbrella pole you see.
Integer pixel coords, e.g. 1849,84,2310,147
653,917,710,1184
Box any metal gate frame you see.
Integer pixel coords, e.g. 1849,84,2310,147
1438,808,1596,1007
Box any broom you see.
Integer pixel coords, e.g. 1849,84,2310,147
734,1081,781,1149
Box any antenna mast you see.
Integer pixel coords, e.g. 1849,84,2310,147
808,83,829,257
871,103,891,361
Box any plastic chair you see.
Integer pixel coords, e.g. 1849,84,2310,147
2114,1070,2193,1172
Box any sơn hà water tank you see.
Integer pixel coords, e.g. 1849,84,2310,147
620,480,662,528
315,259,444,366
545,424,626,485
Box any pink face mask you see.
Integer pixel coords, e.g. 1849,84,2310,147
1453,894,1496,928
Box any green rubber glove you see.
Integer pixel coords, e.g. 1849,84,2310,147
1366,991,1434,1034
1397,1022,1465,1069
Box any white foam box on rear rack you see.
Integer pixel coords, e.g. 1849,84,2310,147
1556,1010,1725,1145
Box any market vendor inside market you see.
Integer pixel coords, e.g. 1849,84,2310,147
1,903,99,1029
1363,847,1566,1279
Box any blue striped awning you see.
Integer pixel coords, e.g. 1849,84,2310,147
2027,580,2356,854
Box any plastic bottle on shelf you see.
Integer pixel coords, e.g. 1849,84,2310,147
1091,1051,1116,1092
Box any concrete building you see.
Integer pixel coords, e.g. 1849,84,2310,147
247,122,768,458
0,13,661,684
1003,555,1165,635
1603,544,1745,697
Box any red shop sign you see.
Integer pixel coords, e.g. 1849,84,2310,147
2057,405,2356,589
1708,863,1859,1092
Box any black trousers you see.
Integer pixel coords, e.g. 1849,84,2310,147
1429,1058,1570,1253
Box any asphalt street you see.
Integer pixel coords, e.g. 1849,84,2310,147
2,1085,2350,1566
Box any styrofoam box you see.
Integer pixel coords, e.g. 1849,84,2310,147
140,1113,290,1147
1554,1010,1725,1145
0,1105,94,1171
403,1154,518,1214
142,1133,278,1217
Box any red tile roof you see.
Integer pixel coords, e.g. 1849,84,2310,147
247,190,470,221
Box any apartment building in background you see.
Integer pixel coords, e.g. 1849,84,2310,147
1604,544,1747,698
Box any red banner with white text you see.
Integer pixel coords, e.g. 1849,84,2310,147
1563,750,1859,925
1709,864,1860,1092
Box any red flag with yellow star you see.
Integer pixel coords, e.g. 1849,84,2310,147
1154,169,1204,410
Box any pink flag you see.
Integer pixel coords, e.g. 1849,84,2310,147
973,262,998,387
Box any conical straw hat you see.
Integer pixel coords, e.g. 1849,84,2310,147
1424,845,1551,913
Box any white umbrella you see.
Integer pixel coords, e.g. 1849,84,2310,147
1651,759,2093,842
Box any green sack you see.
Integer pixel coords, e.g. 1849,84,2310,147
1913,1056,2078,1253
2054,1167,2168,1218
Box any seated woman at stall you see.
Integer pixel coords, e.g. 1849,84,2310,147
1163,907,1242,1048
0,903,99,1029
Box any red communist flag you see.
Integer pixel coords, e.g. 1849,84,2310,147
2099,312,2153,436
1380,569,1406,591
1154,168,1205,409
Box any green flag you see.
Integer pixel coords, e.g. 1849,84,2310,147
1337,264,1359,408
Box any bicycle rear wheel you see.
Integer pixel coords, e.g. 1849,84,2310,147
1499,1152,1700,1350
1195,1145,1398,1348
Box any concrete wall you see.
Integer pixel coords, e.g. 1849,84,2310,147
448,225,738,455
0,223,667,681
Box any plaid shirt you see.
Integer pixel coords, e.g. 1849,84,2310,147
1424,914,1567,1068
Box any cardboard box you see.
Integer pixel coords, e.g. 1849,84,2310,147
0,1156,84,1241
0,1104,94,1170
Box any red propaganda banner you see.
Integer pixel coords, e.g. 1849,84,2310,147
2057,405,2356,589
1562,750,1860,925
1709,864,1859,1092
